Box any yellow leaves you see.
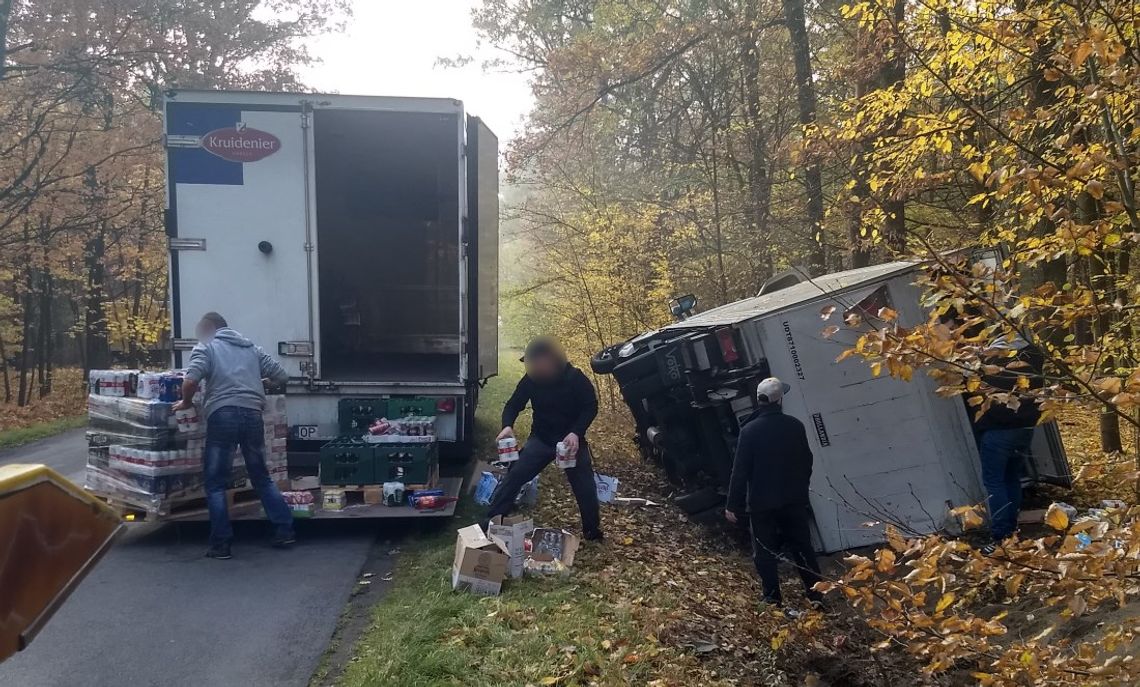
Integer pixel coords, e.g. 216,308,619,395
1073,41,1094,67
870,361,882,377
1085,179,1105,199
886,525,907,553
1045,503,1070,531
1091,377,1122,397
935,592,956,613
876,548,897,573
877,307,899,322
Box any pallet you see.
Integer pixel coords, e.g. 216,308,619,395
103,481,287,523
321,462,440,493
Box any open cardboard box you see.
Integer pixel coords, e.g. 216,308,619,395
451,524,511,596
488,514,533,579
523,527,580,576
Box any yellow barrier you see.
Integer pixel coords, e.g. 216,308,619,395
0,464,123,663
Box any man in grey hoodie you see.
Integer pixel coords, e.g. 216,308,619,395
175,312,294,559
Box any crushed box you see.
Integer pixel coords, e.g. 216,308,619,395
488,515,534,579
451,524,510,596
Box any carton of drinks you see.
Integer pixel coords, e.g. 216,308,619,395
523,527,580,576
496,436,519,463
555,441,577,469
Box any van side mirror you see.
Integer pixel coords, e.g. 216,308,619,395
670,294,697,320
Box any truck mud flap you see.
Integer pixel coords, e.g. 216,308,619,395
674,486,724,515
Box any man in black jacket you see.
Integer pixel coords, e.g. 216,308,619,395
725,377,822,608
487,337,603,540
969,335,1045,551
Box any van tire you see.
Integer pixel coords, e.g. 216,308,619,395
590,346,620,375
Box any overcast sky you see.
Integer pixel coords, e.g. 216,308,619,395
301,0,533,142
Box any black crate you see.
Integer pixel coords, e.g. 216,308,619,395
373,441,438,485
319,438,376,485
337,398,386,435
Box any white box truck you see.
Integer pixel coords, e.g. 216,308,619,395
163,90,498,468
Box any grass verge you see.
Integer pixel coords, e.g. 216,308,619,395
336,356,717,686
0,415,85,451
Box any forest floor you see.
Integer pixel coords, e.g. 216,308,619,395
0,368,85,450
332,357,1139,687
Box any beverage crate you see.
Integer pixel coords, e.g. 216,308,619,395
319,438,376,486
386,396,437,419
337,398,386,435
373,441,438,485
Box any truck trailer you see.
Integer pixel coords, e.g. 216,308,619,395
163,90,498,476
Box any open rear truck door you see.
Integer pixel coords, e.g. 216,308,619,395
466,115,499,384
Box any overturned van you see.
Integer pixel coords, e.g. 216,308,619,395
591,260,1070,553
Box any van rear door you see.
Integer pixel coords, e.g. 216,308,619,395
164,95,313,374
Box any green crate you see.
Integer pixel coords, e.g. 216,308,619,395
319,438,376,485
373,441,438,485
338,398,386,435
386,396,437,418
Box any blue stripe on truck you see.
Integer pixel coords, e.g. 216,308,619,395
168,102,244,186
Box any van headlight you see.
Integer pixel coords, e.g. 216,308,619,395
618,342,637,358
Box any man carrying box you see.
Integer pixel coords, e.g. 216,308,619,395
176,312,295,560
487,337,603,541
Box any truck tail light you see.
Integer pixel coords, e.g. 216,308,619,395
436,397,456,413
716,328,740,364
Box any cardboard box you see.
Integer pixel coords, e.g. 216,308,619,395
523,528,580,576
321,487,346,510
451,524,511,596
363,486,384,505
488,515,534,578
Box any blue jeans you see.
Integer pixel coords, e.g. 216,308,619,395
204,406,294,546
976,427,1034,541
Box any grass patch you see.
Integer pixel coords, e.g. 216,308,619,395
336,354,712,686
0,414,85,451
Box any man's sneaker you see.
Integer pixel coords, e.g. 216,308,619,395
205,543,232,560
583,529,605,542
979,543,998,556
272,532,297,549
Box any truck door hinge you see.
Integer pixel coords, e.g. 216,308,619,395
300,112,311,129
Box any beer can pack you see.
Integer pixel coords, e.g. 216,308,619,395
496,436,520,463
555,441,577,469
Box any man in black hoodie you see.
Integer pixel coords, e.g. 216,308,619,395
487,337,603,540
968,335,1045,551
725,377,822,609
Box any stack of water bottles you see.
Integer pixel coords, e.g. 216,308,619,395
84,369,209,512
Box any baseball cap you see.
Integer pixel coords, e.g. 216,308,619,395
756,377,791,404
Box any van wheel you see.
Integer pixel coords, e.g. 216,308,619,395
590,346,620,374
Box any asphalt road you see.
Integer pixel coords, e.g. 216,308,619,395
0,430,383,687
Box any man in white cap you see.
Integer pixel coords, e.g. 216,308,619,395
725,377,823,611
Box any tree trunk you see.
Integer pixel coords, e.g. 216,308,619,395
17,267,32,407
0,329,10,404
879,0,907,255
85,227,112,371
0,0,13,79
38,269,52,397
782,0,826,273
741,5,774,278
